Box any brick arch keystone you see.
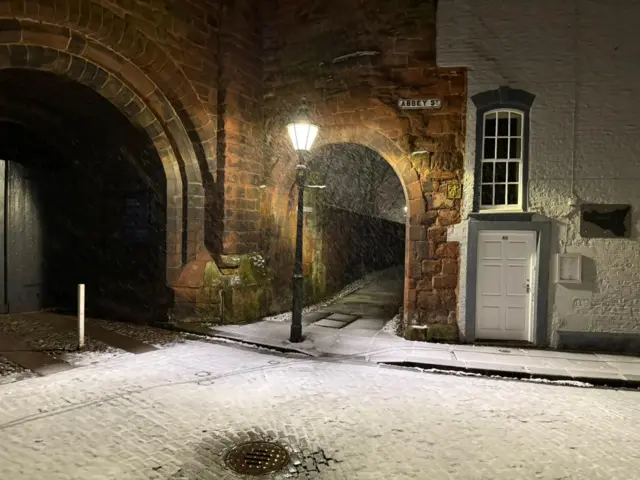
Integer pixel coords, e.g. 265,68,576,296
0,28,204,283
270,124,426,322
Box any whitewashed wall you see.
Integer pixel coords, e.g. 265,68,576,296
437,0,640,343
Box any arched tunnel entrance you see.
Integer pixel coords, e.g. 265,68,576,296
289,142,407,319
0,69,168,319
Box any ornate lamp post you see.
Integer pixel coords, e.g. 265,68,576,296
286,105,319,343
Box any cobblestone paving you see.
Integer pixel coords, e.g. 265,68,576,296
0,341,638,480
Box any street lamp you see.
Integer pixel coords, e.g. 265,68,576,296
286,105,319,343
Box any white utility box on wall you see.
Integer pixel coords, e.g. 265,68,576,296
555,253,582,284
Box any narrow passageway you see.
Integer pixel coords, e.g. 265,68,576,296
184,266,407,354
302,266,404,331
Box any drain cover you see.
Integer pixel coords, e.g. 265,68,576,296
224,441,289,476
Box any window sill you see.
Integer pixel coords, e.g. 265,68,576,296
469,211,534,222
477,208,523,214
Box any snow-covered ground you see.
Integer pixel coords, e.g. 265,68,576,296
381,313,401,335
0,316,187,382
58,347,134,367
0,358,36,385
0,341,638,480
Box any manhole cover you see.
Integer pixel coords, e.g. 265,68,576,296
224,441,289,476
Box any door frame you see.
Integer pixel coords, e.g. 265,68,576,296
475,230,537,343
465,215,552,346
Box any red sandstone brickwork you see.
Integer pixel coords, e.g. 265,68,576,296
262,0,466,330
215,0,264,255
0,0,224,278
0,0,268,277
0,0,466,329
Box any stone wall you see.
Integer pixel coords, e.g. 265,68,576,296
0,0,270,318
0,0,228,286
437,0,640,343
261,0,467,338
321,206,405,296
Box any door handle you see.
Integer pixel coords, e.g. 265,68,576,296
525,280,530,293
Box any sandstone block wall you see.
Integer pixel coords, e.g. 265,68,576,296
261,0,466,332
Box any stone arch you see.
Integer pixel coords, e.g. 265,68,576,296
270,125,426,320
0,19,207,282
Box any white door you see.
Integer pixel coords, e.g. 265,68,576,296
475,231,536,342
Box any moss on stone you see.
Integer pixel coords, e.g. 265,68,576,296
199,261,223,306
221,285,269,324
194,261,224,320
237,253,269,285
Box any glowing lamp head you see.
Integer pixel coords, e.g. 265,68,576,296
286,104,319,151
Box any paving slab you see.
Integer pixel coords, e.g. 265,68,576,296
314,319,350,329
338,328,380,338
49,316,157,354
343,318,386,331
325,313,359,322
302,311,330,324
0,334,73,376
408,349,456,362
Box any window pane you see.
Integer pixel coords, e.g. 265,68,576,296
497,112,509,136
485,115,496,136
481,185,493,206
507,184,519,205
509,138,521,159
510,115,522,136
496,138,508,158
483,138,496,159
481,162,493,183
508,162,519,182
495,162,507,183
494,184,506,205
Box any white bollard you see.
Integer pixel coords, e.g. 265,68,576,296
78,284,85,349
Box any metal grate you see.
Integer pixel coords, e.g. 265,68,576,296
224,441,289,476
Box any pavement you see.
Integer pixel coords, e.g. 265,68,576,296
177,267,640,388
0,340,639,479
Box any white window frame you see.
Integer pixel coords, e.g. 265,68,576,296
478,108,525,212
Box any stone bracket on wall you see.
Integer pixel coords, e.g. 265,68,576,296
169,248,271,325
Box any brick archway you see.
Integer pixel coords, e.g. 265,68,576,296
270,125,426,322
0,19,207,283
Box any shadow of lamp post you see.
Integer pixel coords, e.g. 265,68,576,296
287,104,319,343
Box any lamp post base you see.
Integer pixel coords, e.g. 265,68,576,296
289,324,303,343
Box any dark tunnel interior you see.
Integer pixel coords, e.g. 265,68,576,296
0,68,169,320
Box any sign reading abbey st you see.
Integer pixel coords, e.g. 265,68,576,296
397,99,442,109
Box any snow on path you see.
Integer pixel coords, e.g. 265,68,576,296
0,341,638,480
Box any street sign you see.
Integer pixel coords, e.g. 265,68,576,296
397,99,442,109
